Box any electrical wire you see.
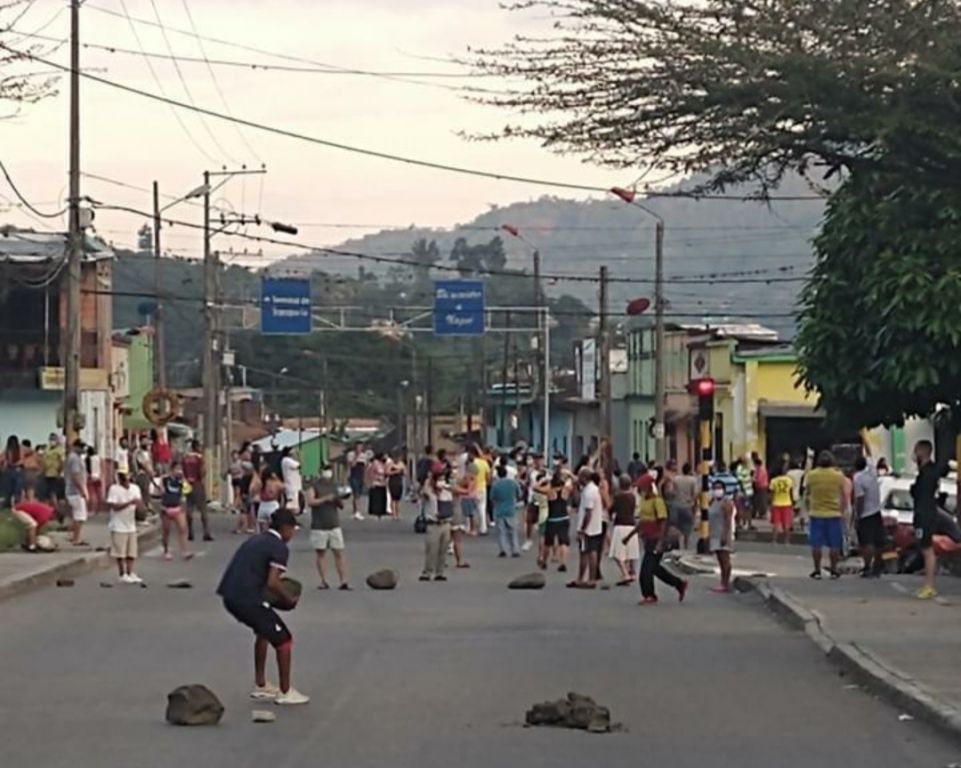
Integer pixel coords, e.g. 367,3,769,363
115,0,219,164
3,44,826,202
0,159,67,217
179,0,262,164
145,0,236,164
91,199,808,285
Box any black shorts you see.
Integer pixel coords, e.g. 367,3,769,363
914,510,936,549
544,519,570,547
223,598,291,648
526,503,539,526
43,477,65,501
187,484,207,511
579,533,604,555
856,513,885,549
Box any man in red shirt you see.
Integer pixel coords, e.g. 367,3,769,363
12,484,54,552
182,440,211,542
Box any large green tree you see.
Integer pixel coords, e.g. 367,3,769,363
795,173,961,428
469,0,961,195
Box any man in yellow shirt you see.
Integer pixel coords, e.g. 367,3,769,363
804,450,846,580
768,465,794,546
471,445,491,536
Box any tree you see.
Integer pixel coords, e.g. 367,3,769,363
450,236,507,275
468,0,961,195
795,173,961,429
1,2,60,113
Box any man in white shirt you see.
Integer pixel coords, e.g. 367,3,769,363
281,447,303,514
569,468,605,589
106,471,143,583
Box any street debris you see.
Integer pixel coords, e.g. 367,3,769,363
366,569,399,590
508,573,546,590
251,710,276,723
166,579,193,589
55,578,74,587
165,684,224,726
898,713,915,722
525,692,616,734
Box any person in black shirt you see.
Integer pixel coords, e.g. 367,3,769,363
217,508,309,705
910,440,940,600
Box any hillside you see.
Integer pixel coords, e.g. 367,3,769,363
278,173,826,337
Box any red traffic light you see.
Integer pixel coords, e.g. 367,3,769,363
692,377,715,397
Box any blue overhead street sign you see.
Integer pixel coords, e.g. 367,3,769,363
261,277,312,335
433,279,485,336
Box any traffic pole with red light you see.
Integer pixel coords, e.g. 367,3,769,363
693,377,715,555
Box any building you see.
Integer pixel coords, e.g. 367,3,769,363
0,227,115,458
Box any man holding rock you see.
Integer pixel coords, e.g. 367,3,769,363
217,508,309,705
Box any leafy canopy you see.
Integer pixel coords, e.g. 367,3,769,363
468,0,961,195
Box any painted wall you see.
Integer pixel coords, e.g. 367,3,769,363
0,390,60,443
123,334,154,432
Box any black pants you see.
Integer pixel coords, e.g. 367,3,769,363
639,538,683,598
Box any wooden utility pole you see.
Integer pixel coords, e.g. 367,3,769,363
152,181,166,389
202,171,219,496
500,310,511,446
63,0,82,442
599,266,612,472
654,220,666,463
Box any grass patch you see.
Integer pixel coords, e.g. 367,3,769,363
0,510,24,551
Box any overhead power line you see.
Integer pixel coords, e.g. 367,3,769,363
92,199,809,286
4,44,826,203
0,159,67,218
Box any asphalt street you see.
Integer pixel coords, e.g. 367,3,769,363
1,511,958,768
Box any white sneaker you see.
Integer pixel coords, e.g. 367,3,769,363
521,540,533,552
127,573,143,584
275,687,310,705
119,574,133,584
250,682,280,700
353,513,365,521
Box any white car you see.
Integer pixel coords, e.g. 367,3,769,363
879,475,956,528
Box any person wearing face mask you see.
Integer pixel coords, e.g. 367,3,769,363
708,480,737,593
307,465,350,590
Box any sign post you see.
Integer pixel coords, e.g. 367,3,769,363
433,279,485,337
261,277,312,335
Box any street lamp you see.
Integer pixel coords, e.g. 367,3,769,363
611,186,667,465
499,224,550,456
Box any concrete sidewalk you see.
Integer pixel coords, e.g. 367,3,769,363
677,548,961,741
0,515,159,603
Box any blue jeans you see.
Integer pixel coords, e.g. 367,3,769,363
4,466,23,504
496,515,519,556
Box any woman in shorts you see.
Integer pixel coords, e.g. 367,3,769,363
386,451,406,519
540,471,571,572
257,468,284,532
708,479,736,593
768,463,795,546
160,463,191,561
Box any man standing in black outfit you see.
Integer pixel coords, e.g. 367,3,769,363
911,440,940,600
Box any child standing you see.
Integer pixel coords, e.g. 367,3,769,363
161,462,192,561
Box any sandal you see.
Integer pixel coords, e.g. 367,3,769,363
809,570,822,580
616,579,633,587
829,569,841,580
456,563,471,569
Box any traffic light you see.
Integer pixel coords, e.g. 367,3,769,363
692,377,715,420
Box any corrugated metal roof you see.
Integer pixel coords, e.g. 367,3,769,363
0,227,114,263
252,428,323,452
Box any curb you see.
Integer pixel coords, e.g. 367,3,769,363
0,524,160,605
735,575,961,744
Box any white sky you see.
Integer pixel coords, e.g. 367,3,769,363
1,0,632,264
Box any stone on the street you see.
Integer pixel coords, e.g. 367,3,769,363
508,572,546,590
525,692,611,733
366,569,399,590
165,685,224,726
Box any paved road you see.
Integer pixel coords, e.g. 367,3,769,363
1,513,958,768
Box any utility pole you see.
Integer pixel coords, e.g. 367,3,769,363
500,310,510,446
320,356,328,465
599,266,612,475
533,250,544,407
63,0,82,443
654,219,666,464
201,170,219,497
152,181,166,389
426,355,434,449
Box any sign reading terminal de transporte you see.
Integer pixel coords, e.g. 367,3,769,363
433,279,485,337
260,277,312,335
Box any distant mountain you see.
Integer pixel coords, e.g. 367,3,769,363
277,173,826,337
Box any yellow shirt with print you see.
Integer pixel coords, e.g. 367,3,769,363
42,445,64,478
769,475,793,508
473,458,491,489
638,495,668,523
805,467,844,518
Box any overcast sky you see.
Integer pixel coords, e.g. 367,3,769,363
0,0,631,263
